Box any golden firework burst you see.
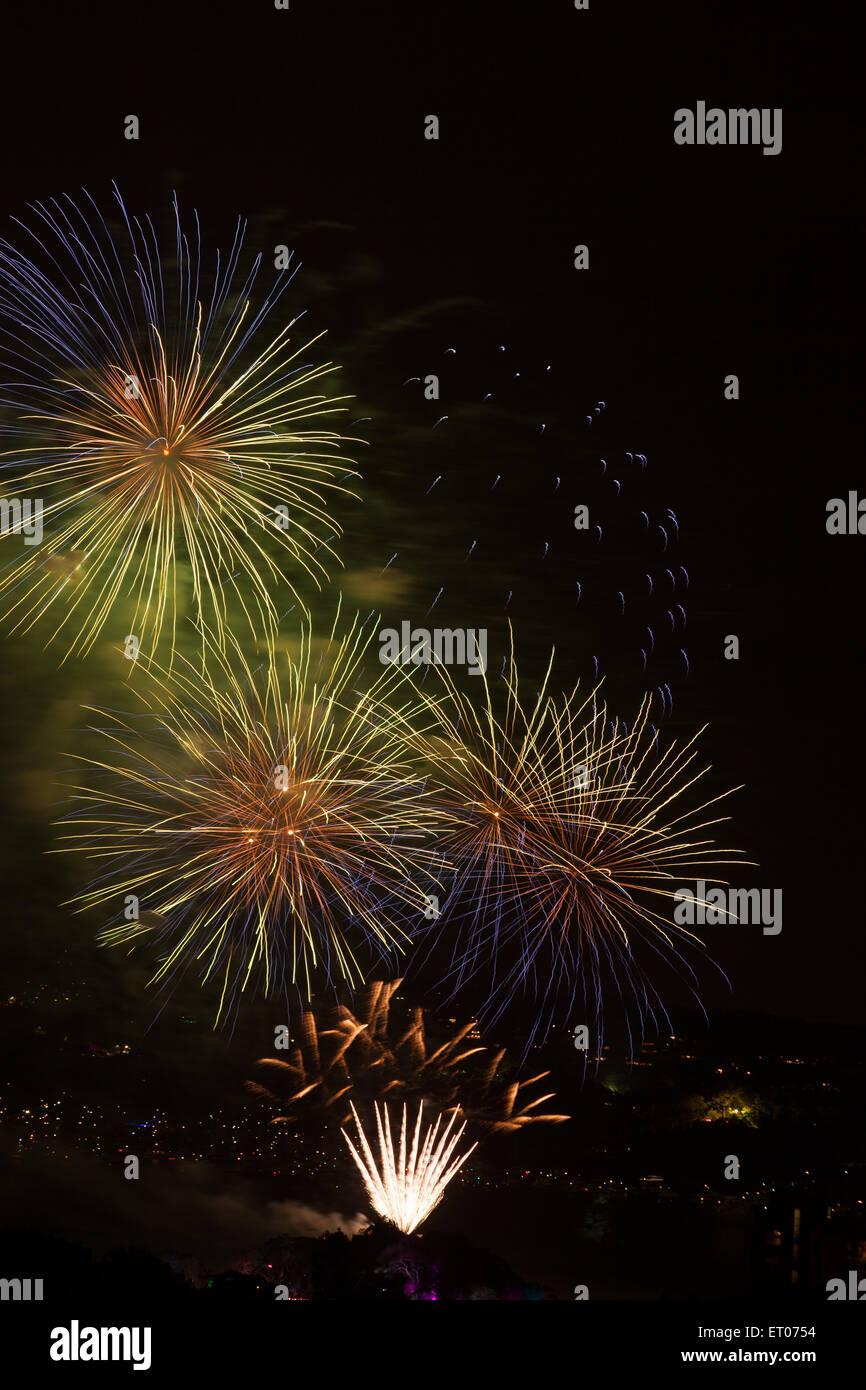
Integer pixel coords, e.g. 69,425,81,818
56,607,447,1024
0,187,359,662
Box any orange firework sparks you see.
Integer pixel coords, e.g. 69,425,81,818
248,978,569,1131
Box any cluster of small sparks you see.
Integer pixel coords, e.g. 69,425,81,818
395,336,690,705
342,1100,478,1235
248,978,569,1131
0,186,358,662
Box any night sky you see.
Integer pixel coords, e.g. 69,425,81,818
0,0,859,1037
0,2,862,1353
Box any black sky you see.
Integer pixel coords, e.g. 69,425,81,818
0,0,861,1039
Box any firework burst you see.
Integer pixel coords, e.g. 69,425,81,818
384,631,746,1054
0,185,360,662
342,1100,477,1234
56,609,445,1025
248,977,569,1131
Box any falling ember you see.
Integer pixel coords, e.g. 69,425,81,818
342,1100,477,1235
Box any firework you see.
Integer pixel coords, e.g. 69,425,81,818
384,631,746,1053
0,186,359,662
342,1100,477,1234
249,977,569,1130
56,608,444,1025
389,333,690,699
